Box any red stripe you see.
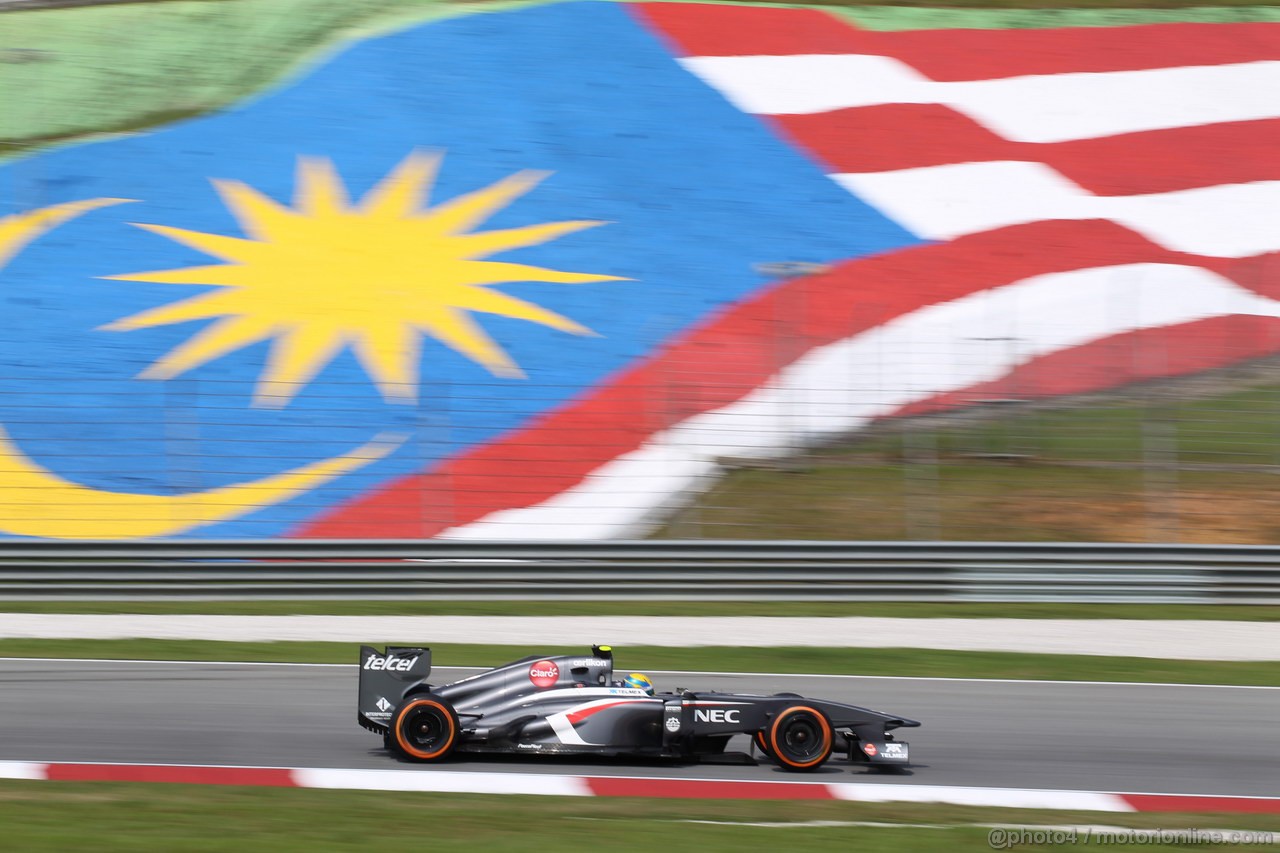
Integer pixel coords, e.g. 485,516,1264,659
892,315,1280,418
826,23,1280,81
772,107,1280,196
633,4,863,57
1122,794,1280,814
586,776,835,800
44,763,297,787
566,700,639,726
633,3,1280,78
296,219,1280,538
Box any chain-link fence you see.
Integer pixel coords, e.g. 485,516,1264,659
658,326,1280,544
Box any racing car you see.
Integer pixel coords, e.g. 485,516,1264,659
358,644,919,771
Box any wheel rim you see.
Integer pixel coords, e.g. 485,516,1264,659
395,699,456,759
404,706,447,751
779,717,824,762
770,707,832,769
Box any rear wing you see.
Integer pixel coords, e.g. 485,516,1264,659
357,645,432,733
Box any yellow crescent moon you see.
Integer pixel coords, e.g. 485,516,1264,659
0,199,403,539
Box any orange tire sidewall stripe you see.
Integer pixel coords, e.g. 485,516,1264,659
769,705,832,769
394,699,456,760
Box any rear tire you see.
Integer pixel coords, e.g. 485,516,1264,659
767,706,833,772
391,695,459,762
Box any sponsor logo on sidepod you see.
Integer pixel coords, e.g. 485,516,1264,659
693,709,741,724
528,660,560,688
363,654,417,672
664,716,681,732
863,743,878,757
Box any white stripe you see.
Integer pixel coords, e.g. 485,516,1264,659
643,821,1252,832
0,761,45,780
546,697,656,745
836,161,1280,257
547,713,590,745
294,767,590,796
680,54,1280,143
829,782,1134,812
444,263,1280,540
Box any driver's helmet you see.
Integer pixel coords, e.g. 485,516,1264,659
623,672,654,695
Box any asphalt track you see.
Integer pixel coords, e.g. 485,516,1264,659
1,659,1276,797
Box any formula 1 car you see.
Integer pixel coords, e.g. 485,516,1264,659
357,644,919,771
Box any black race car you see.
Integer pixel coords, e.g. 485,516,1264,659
358,644,919,772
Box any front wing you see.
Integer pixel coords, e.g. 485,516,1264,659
664,692,918,766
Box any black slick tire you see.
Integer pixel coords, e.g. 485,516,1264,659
767,705,834,772
391,695,459,762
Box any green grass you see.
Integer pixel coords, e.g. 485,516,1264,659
827,384,1280,466
1,782,1276,853
0,0,528,153
2,639,1275,684
9,0,1280,157
658,463,1280,541
656,380,1280,543
2,600,1278,619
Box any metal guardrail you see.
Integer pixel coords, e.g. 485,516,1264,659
0,541,1278,602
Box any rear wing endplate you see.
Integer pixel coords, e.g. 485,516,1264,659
357,645,432,732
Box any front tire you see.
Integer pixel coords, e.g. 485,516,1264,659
391,695,459,762
767,706,833,771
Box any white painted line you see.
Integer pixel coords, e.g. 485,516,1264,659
629,819,1269,829
830,782,1134,812
652,819,954,828
294,768,592,797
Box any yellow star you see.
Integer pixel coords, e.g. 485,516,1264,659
102,152,625,406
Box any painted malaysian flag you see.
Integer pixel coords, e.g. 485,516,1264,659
309,3,1280,539
1,2,1278,540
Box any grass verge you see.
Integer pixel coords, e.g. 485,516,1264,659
1,601,1277,619
0,782,1276,853
1,639,1275,685
658,379,1280,543
10,0,1280,157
